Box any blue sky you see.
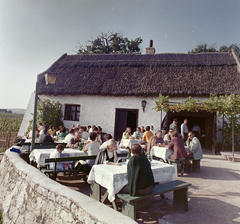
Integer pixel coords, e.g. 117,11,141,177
1,0,239,109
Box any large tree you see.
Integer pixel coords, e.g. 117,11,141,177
77,32,143,54
188,43,240,56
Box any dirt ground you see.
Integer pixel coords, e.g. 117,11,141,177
54,149,240,224
1,150,240,224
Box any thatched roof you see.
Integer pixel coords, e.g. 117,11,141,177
38,50,240,97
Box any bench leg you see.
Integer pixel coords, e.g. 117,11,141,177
122,201,136,220
173,187,188,211
90,182,101,201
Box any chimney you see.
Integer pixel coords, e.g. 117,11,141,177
145,40,155,54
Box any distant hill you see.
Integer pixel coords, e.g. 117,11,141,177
9,108,26,114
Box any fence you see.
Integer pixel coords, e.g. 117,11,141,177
0,131,19,151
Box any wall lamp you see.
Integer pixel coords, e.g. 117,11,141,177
141,100,147,112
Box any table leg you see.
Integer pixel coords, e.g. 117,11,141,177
101,190,118,210
90,182,101,201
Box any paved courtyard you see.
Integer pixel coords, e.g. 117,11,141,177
55,150,240,224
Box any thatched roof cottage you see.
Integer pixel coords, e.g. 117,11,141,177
19,46,240,150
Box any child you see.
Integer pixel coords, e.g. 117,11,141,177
49,144,66,170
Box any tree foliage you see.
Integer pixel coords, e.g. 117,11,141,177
77,32,143,54
188,43,240,56
0,109,12,114
28,99,63,133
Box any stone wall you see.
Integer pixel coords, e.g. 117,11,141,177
0,150,136,223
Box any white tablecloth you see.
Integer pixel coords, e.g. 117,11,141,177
29,148,87,167
151,146,173,162
87,160,175,202
119,139,144,148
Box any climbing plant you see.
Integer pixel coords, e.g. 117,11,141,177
153,94,240,150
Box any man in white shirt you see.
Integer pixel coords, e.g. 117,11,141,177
181,119,189,141
64,128,75,144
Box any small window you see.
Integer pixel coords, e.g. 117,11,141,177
64,104,80,121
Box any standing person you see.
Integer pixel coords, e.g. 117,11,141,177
150,126,156,135
181,119,189,141
186,132,203,172
120,144,154,196
39,127,54,143
142,126,154,143
169,118,179,133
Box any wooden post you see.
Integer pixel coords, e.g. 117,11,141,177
232,114,234,162
212,114,217,155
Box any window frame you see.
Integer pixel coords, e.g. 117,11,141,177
64,104,80,121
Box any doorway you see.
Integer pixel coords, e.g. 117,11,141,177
164,111,216,150
114,109,138,141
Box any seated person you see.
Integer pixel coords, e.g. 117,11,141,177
64,128,75,144
66,131,82,148
27,128,39,139
49,144,65,170
39,127,54,143
95,139,121,165
122,127,132,139
100,134,121,153
164,129,174,144
132,127,143,139
121,144,154,196
186,131,203,172
80,126,89,140
83,132,100,167
48,125,55,136
141,126,145,133
58,127,68,138
168,131,187,159
147,130,165,154
142,126,154,143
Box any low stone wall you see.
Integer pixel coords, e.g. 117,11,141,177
0,149,136,223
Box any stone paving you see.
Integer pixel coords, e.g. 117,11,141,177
55,149,240,224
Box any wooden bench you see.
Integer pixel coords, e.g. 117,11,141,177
42,155,97,180
42,152,128,180
117,180,191,220
168,158,193,176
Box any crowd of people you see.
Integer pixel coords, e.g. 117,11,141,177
27,120,203,197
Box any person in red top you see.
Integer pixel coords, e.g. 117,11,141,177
168,131,187,160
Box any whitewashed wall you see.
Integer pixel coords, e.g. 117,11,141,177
0,149,136,223
18,93,223,143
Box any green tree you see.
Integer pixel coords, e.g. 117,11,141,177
27,99,63,133
77,32,143,54
189,43,240,56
